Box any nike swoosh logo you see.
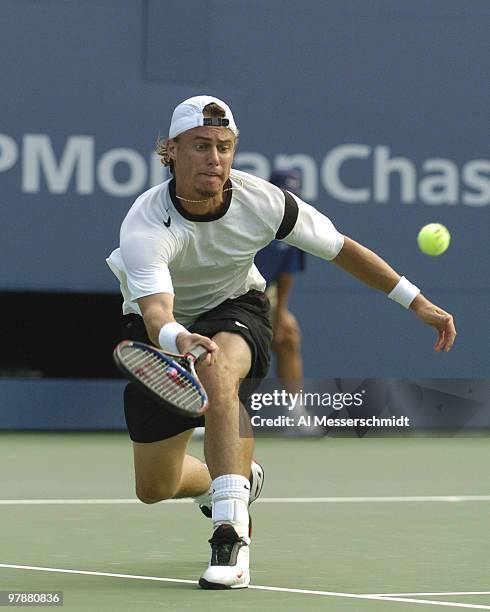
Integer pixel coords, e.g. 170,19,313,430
163,216,171,227
235,321,248,329
237,571,243,579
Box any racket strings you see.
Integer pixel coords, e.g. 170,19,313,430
122,348,203,411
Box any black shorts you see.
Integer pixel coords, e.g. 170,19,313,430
122,289,272,442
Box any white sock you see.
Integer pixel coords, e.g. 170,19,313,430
212,474,250,539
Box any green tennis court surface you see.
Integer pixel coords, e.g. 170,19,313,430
1,432,489,610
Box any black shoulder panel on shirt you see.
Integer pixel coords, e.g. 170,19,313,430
275,190,299,239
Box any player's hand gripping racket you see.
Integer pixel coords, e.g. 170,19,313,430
113,340,209,418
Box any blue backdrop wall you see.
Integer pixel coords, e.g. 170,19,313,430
1,0,489,381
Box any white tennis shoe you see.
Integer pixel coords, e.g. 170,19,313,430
199,524,250,589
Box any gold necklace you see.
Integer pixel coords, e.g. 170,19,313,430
175,177,243,203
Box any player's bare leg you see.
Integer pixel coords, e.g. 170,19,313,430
196,331,256,589
200,332,254,477
131,332,254,505
133,430,210,503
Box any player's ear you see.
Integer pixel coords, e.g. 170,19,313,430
166,138,177,159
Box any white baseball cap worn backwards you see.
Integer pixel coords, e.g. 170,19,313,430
169,95,238,139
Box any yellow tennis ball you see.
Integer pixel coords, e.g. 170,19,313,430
417,223,451,256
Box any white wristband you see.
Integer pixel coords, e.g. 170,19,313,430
158,322,190,354
388,276,420,309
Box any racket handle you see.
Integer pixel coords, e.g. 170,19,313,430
188,344,208,361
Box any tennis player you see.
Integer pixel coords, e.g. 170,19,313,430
107,95,456,590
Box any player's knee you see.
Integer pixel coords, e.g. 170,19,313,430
135,482,177,504
200,360,240,404
136,492,160,505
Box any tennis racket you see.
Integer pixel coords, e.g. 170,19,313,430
113,340,209,418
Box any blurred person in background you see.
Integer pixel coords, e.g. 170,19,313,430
254,170,305,396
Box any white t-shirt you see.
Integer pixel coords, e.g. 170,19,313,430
107,169,344,326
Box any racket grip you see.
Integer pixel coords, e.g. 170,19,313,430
188,344,208,361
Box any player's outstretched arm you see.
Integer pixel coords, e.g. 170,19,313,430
332,236,456,352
